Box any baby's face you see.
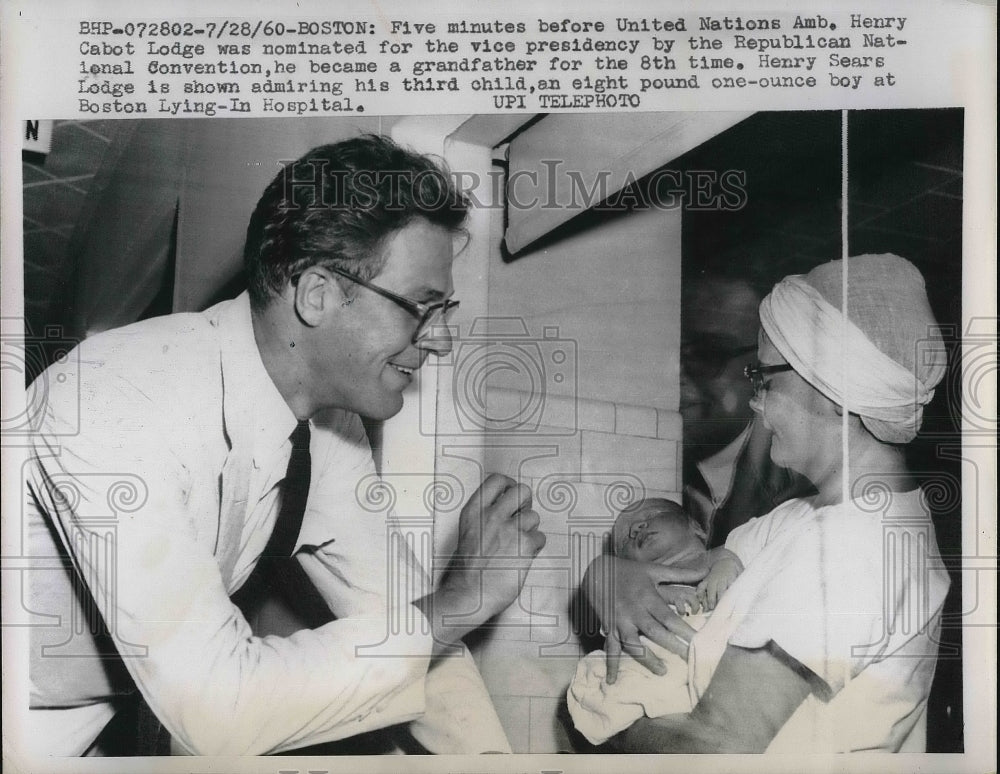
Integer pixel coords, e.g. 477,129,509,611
614,502,704,563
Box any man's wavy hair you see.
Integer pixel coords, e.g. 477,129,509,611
244,134,470,308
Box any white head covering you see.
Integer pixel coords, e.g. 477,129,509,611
758,254,947,444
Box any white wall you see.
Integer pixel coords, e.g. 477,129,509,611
469,195,683,752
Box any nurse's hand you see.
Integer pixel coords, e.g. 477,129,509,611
582,555,708,683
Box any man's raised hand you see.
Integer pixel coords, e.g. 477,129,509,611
414,474,545,651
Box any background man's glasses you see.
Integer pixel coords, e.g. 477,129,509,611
744,363,794,394
327,265,460,345
681,342,757,379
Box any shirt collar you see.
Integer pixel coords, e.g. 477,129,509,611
210,292,298,460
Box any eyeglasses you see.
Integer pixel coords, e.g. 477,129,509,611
744,363,794,394
681,341,758,379
326,265,460,345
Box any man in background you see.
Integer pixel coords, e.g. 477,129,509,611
679,272,812,546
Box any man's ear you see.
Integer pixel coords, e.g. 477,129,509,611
293,267,339,327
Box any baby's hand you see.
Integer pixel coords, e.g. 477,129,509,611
658,584,701,616
696,549,743,611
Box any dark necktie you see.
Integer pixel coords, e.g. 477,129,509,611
231,419,313,617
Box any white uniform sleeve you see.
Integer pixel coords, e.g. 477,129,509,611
723,507,887,698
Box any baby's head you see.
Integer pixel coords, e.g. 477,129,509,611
612,498,707,564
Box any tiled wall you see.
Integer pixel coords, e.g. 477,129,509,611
460,200,684,752
393,120,685,752
474,394,680,751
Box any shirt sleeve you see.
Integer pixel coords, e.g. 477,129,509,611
297,409,432,619
28,373,433,756
723,506,887,698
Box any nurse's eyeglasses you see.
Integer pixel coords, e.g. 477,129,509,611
744,363,794,395
681,341,758,379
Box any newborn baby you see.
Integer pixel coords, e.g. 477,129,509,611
567,498,742,745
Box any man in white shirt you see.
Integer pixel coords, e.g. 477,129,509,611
24,135,545,756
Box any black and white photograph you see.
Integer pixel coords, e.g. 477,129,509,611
1,3,995,773
7,107,968,756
